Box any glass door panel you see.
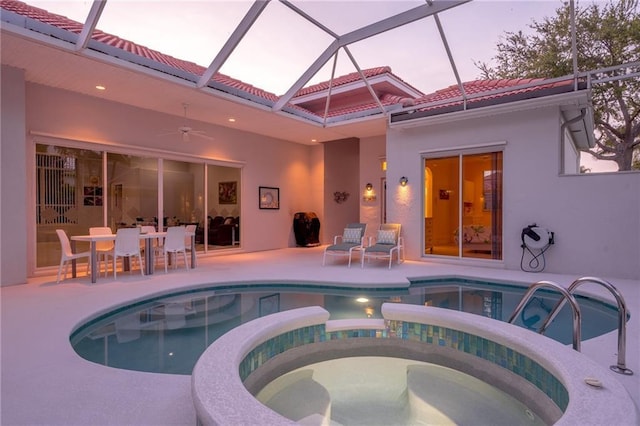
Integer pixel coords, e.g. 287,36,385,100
205,165,241,249
424,151,502,259
35,144,103,267
107,154,158,230
462,154,493,259
425,156,459,256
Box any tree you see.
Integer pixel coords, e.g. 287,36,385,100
476,0,640,171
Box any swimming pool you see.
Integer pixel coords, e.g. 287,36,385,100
70,278,620,374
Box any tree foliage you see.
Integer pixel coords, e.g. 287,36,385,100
476,0,640,171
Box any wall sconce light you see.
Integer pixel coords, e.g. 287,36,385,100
363,183,376,202
399,176,408,187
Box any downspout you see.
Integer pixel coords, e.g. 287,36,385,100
559,108,586,174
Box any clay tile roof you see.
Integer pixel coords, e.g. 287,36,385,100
295,66,393,96
412,78,575,113
0,0,279,101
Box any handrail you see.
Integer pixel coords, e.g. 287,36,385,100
539,277,633,376
507,281,582,351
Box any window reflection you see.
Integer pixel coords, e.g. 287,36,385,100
35,143,241,268
35,144,103,267
205,165,241,248
108,154,158,229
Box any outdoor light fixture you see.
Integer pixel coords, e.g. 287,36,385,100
363,183,376,202
399,176,408,186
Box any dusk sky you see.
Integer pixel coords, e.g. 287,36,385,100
27,0,594,95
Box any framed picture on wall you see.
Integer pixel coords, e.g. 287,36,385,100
259,186,279,209
83,186,103,206
218,181,237,204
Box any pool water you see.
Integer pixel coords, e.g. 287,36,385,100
257,356,547,426
70,280,620,374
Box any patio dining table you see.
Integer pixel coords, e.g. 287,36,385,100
70,230,196,283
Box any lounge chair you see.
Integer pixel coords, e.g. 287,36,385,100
361,223,404,269
322,223,367,267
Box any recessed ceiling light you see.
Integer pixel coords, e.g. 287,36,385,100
95,85,106,91
356,297,369,303
228,117,236,122
311,139,317,143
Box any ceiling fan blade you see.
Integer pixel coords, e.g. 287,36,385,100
190,130,215,141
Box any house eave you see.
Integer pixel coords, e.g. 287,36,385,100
389,90,592,130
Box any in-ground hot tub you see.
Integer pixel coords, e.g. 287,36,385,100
191,304,638,425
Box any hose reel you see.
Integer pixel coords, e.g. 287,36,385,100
520,224,554,272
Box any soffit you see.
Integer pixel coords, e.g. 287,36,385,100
1,30,386,144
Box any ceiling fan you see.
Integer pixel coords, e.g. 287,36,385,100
159,103,214,142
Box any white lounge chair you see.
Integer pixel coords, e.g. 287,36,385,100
361,223,404,269
322,223,367,267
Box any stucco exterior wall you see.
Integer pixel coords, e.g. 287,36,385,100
1,66,28,286
322,138,359,243
387,105,640,280
359,134,386,239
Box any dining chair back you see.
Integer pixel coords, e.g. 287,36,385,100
184,224,197,267
89,226,114,276
162,226,188,273
139,225,160,267
113,227,144,278
55,229,91,283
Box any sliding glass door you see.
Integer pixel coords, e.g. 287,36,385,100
35,142,241,269
424,151,502,260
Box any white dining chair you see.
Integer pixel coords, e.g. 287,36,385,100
184,224,197,267
89,226,114,277
55,229,91,284
161,226,188,273
113,227,144,278
140,225,160,269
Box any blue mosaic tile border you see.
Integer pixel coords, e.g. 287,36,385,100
239,322,569,411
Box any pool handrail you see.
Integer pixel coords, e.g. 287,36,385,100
538,276,633,376
507,280,582,351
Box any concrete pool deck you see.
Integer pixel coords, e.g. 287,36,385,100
1,246,638,425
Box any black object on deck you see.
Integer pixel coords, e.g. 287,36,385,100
293,212,320,247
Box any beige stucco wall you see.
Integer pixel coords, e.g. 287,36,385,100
322,138,360,243
359,134,386,239
387,104,640,280
1,66,28,286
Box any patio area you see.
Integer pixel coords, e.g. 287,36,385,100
1,247,638,425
